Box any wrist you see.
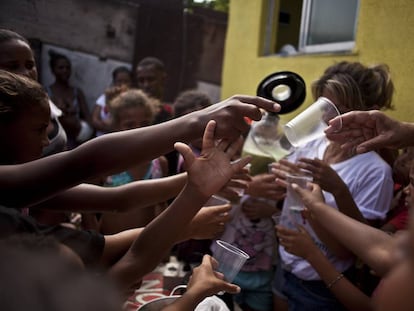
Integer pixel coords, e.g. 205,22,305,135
332,187,347,199
304,247,322,264
164,291,201,311
183,110,204,143
326,273,344,289
312,201,327,215
182,183,210,204
186,285,207,300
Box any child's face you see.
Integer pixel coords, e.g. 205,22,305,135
113,72,132,87
116,107,151,131
2,101,50,163
0,39,38,81
372,167,414,310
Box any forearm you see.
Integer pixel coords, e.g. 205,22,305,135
32,174,187,213
309,218,352,259
310,183,363,258
306,250,372,311
312,202,393,276
100,228,144,267
108,183,208,289
333,186,367,224
0,115,199,208
400,121,414,148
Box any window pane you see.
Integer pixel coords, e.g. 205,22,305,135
307,0,358,45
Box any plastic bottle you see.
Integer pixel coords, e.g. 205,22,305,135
242,112,293,176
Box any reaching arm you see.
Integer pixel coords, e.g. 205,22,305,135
275,159,352,258
277,225,372,311
296,157,366,258
107,121,251,291
298,158,366,224
325,110,414,153
0,95,279,208
293,183,394,276
162,255,240,311
31,173,187,213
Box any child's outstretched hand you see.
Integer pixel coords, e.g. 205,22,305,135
186,204,232,240
162,255,240,311
246,173,286,201
175,120,250,199
187,255,241,297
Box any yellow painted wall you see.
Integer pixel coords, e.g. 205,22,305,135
222,0,414,123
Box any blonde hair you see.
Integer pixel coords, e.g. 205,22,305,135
312,61,394,111
109,89,155,126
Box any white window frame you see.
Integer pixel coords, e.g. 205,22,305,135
298,0,360,54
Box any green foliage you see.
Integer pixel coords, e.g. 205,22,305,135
185,0,229,13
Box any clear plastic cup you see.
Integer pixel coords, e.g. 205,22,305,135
284,97,342,147
213,240,249,283
204,195,230,207
285,174,311,226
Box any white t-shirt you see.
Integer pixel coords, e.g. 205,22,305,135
279,138,393,280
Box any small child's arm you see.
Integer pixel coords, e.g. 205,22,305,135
108,121,250,291
161,255,240,311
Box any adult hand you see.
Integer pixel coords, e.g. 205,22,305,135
325,110,413,153
195,95,280,141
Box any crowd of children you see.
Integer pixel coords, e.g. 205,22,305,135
0,27,414,311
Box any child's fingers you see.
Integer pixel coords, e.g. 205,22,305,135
275,177,288,188
278,159,301,172
225,135,245,159
213,271,225,280
291,183,307,196
226,179,249,189
296,224,308,234
209,255,219,269
275,225,297,238
216,138,231,151
230,171,252,181
174,142,195,167
231,156,251,172
201,120,217,150
211,204,232,214
273,168,288,180
222,283,241,294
